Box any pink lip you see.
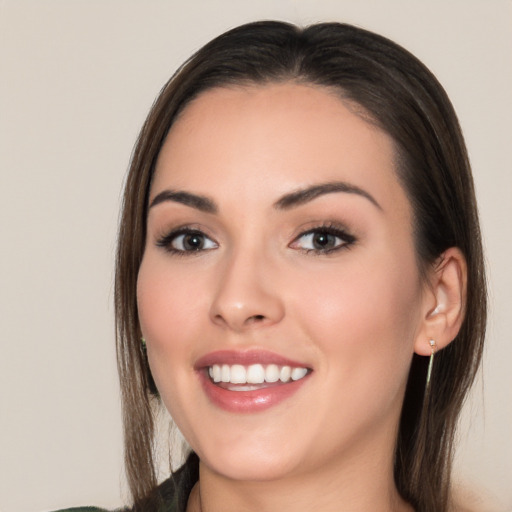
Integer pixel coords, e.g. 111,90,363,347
194,349,308,369
195,350,312,414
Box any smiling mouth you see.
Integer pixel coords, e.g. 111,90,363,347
207,363,310,391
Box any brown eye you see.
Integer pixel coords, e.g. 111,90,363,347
311,232,338,250
292,227,355,254
179,233,207,251
157,229,218,253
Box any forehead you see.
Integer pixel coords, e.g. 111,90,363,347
152,83,409,217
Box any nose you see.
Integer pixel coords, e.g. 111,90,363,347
209,248,285,332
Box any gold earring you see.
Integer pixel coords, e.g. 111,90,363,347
141,337,147,349
426,339,436,391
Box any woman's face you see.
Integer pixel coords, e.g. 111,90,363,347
137,83,430,482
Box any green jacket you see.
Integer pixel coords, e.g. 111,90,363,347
54,453,198,512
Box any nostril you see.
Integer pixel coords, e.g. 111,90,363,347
248,314,265,323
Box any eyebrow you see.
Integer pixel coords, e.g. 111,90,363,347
149,181,381,214
149,190,218,213
274,181,382,211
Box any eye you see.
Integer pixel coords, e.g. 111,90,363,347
291,226,355,254
157,228,218,254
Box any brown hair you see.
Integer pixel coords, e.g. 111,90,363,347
115,21,486,512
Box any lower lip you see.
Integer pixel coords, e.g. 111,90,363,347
198,371,310,413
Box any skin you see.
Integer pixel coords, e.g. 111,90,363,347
137,83,464,511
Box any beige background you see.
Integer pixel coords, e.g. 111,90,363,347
1,1,511,511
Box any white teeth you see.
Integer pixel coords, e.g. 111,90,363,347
246,364,265,384
230,364,246,384
280,366,292,382
221,364,230,383
265,364,280,383
208,363,308,385
291,367,308,381
212,364,221,383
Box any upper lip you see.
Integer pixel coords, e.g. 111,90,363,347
194,349,311,370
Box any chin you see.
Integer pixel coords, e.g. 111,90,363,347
187,425,304,482
201,449,300,482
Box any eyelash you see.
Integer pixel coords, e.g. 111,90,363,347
155,222,356,256
290,222,356,255
156,227,218,256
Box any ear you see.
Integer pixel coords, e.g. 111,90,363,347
414,247,467,356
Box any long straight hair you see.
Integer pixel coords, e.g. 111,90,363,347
115,21,486,512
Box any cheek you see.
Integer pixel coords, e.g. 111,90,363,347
136,256,210,397
288,252,422,394
137,256,207,341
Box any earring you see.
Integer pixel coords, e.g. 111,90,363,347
426,339,436,391
141,337,147,350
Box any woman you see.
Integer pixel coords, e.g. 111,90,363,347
61,20,486,512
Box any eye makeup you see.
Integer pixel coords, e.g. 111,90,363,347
156,225,218,256
289,221,356,255
154,219,356,258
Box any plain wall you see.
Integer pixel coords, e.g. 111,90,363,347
1,1,511,511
